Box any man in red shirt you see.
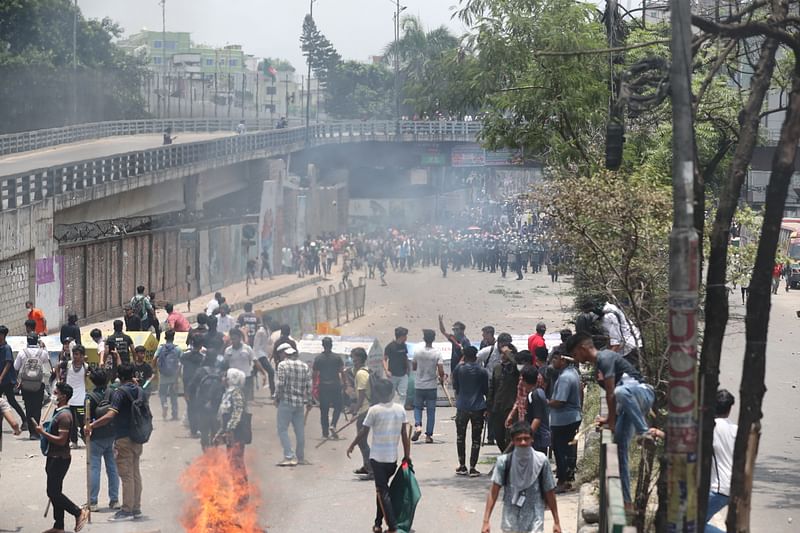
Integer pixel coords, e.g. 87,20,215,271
527,322,547,354
165,303,191,332
26,301,47,335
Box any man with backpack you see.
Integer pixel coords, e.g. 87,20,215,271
481,422,561,533
14,334,51,440
130,286,154,331
87,363,153,522
86,368,120,512
188,363,225,450
154,330,182,421
107,321,134,365
275,343,312,467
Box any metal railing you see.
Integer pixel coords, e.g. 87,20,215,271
0,118,286,156
0,121,482,212
0,118,482,156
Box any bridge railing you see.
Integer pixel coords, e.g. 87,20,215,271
0,118,279,157
0,121,482,211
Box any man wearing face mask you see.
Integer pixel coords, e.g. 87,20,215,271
487,343,521,453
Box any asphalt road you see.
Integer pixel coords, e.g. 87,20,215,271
0,132,233,177
2,264,796,532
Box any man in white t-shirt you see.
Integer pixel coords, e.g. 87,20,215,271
65,345,87,447
14,334,52,440
601,302,642,367
347,378,411,533
412,329,444,443
224,329,267,401
706,389,737,533
206,292,222,316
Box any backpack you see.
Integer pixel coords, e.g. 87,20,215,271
20,348,45,392
357,367,380,406
158,344,180,377
121,385,153,444
131,295,147,318
195,371,225,413
90,388,113,419
41,406,71,456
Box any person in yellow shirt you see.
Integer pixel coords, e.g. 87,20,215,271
351,347,373,479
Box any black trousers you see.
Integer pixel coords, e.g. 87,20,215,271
551,421,581,483
370,459,398,530
318,382,343,437
455,409,485,468
22,384,44,438
46,456,81,530
0,382,26,422
491,408,512,453
69,405,85,444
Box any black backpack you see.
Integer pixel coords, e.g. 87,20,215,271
195,371,225,413
121,385,153,444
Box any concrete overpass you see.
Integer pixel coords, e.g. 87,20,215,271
0,119,484,331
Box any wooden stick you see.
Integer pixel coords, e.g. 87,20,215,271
568,424,597,446
440,381,454,408
41,395,56,518
84,398,92,523
315,414,358,448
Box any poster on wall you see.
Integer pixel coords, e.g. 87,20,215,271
259,180,279,270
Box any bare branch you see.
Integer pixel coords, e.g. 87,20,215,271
692,15,800,56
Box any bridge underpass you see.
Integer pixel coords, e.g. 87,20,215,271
0,120,533,331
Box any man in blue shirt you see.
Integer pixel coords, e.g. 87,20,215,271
452,346,489,476
548,349,583,492
0,325,26,429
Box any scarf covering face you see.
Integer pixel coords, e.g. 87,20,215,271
509,445,536,504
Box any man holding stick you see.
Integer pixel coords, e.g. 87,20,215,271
347,378,411,533
34,381,90,533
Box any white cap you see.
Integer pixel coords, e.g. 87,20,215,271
276,343,296,355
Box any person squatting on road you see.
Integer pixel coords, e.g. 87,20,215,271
347,378,411,533
481,421,561,533
452,345,488,477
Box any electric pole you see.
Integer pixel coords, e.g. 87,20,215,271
72,0,78,124
161,0,167,118
306,0,316,143
666,0,699,530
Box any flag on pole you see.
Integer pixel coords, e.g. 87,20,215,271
268,66,278,78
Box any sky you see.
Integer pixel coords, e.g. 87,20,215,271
79,0,468,71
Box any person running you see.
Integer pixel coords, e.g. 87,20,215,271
87,363,150,522
253,324,276,397
705,389,737,533
383,327,410,405
15,333,51,440
275,343,312,467
566,332,663,507
452,346,488,477
347,378,411,533
548,349,583,493
0,325,26,430
481,422,561,533
412,329,444,444
86,368,120,512
34,382,90,533
313,337,345,440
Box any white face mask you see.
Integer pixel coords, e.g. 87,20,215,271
517,364,524,371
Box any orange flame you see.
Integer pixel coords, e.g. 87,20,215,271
180,447,262,532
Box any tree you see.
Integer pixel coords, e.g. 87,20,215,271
300,14,340,88
0,0,147,131
325,61,393,119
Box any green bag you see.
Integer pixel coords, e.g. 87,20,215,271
389,458,422,533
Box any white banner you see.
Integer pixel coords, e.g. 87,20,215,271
259,180,279,272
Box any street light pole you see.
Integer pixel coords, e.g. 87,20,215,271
666,0,698,530
161,0,167,118
306,0,316,143
72,0,78,124
394,0,400,127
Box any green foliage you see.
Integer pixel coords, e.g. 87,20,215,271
326,61,394,119
300,15,341,88
0,0,146,131
259,57,295,73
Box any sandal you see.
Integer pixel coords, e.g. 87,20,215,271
372,527,383,533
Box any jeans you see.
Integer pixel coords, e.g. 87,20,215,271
46,456,81,530
455,409,485,468
356,412,372,472
389,374,409,404
159,379,178,418
277,403,306,461
370,459,398,530
22,383,44,438
318,382,343,437
614,381,655,503
69,405,85,444
414,388,438,437
258,356,276,394
89,436,119,504
115,437,143,513
551,421,581,483
705,491,729,533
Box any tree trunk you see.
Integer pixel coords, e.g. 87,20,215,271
727,67,800,533
697,35,780,531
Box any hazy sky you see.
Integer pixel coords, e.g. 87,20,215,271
79,0,467,70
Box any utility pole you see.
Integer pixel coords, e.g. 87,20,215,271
666,0,698,531
394,0,400,128
161,0,167,118
306,0,316,143
72,0,78,124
